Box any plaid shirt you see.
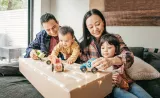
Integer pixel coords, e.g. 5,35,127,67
80,34,134,90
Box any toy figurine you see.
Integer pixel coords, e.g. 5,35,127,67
47,58,64,72
80,58,98,73
36,50,45,61
53,58,64,72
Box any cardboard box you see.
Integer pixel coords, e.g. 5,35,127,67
19,58,112,98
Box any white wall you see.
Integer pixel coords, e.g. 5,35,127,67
49,0,160,48
51,0,89,40
107,26,160,48
51,0,160,48
33,0,51,39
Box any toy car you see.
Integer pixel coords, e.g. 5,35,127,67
80,58,98,73
46,60,51,65
36,50,45,60
53,58,64,72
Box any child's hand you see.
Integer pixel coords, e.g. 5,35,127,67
30,49,39,60
67,59,74,64
92,57,111,70
48,55,58,64
112,73,123,85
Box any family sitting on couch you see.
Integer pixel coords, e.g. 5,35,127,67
1,9,160,98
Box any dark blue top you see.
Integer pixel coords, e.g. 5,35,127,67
24,30,51,58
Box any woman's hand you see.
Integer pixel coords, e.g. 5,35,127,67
112,73,123,85
92,57,112,70
30,49,39,60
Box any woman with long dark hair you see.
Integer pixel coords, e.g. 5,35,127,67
80,9,152,98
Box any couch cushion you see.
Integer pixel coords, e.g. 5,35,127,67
126,56,160,80
129,47,144,59
136,78,160,98
149,60,160,72
148,52,160,62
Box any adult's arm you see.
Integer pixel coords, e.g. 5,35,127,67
24,33,41,58
114,34,134,69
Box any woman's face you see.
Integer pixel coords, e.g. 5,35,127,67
86,15,104,40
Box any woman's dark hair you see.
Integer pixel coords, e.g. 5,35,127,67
59,26,74,38
80,9,108,50
40,13,58,25
100,34,120,55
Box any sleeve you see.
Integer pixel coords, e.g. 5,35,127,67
115,34,134,69
24,33,41,58
67,41,80,62
119,78,129,91
51,43,61,57
113,71,129,91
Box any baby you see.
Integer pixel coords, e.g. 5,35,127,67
49,26,80,64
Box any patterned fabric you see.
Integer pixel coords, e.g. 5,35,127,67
112,64,133,90
80,34,134,90
80,34,134,68
24,30,52,58
51,41,80,63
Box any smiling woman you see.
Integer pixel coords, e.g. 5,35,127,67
79,8,152,98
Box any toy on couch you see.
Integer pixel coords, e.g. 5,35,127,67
80,58,98,73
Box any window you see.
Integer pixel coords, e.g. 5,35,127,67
0,0,28,63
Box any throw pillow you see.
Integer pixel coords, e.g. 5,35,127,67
126,56,160,80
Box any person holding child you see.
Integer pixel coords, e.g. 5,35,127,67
100,34,152,98
80,9,152,98
80,9,133,68
49,26,80,64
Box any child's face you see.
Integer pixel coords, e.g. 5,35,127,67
101,42,116,58
58,32,73,48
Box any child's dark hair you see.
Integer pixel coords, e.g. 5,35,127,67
59,26,74,38
100,34,120,55
40,13,58,25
